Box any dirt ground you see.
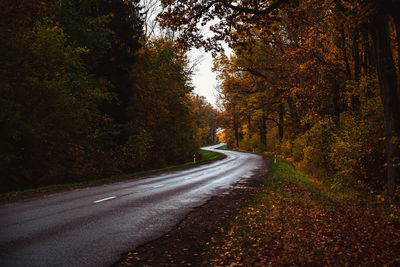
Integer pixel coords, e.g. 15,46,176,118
113,157,269,267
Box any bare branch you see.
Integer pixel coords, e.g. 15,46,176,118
221,0,289,16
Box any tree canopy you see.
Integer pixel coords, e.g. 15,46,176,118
2,0,399,198
159,0,400,196
0,0,218,193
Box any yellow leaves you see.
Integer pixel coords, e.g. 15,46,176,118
376,195,385,202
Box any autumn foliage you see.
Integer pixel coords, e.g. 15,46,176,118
1,0,399,200
157,1,400,264
158,0,400,196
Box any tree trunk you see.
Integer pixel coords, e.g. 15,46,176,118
352,30,361,80
211,125,216,145
370,11,400,196
361,30,373,75
287,96,300,132
278,103,284,141
392,12,400,99
233,109,240,148
341,28,352,80
260,114,267,150
332,81,341,124
247,113,252,139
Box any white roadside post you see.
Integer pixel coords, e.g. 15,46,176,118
194,154,196,163
274,155,277,164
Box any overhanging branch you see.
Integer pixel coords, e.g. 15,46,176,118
220,0,289,16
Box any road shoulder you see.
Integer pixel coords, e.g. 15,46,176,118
113,156,270,266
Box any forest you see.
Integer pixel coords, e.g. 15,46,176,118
0,0,217,192
1,0,399,200
2,1,399,265
159,0,400,198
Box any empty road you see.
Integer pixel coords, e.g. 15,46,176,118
0,144,264,267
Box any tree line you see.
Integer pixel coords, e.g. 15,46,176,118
0,0,218,193
160,0,400,196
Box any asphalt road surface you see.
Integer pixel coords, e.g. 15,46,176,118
0,144,264,267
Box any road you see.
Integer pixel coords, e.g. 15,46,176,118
0,144,264,267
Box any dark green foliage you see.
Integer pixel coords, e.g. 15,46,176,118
128,39,199,169
0,0,202,193
0,20,109,190
46,0,144,124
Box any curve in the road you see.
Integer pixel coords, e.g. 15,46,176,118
0,144,264,267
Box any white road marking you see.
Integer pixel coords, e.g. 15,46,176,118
93,196,116,203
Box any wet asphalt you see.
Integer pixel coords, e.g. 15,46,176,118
0,144,263,267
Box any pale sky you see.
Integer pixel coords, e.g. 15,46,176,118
189,48,219,107
140,0,228,108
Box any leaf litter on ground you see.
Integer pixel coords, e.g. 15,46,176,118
205,159,400,266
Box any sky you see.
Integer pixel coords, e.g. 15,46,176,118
189,48,219,108
140,0,228,108
187,36,232,109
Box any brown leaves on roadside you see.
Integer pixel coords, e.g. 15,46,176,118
207,178,400,266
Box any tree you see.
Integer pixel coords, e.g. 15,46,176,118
0,18,110,191
159,0,289,51
46,0,144,125
191,95,219,146
333,0,400,195
128,39,199,167
160,0,399,196
1,0,211,192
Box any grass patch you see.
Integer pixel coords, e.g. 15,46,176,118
1,149,223,202
205,156,400,266
271,159,311,185
199,149,223,160
216,145,228,150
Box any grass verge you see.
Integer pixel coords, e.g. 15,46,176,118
204,156,400,266
1,149,223,202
